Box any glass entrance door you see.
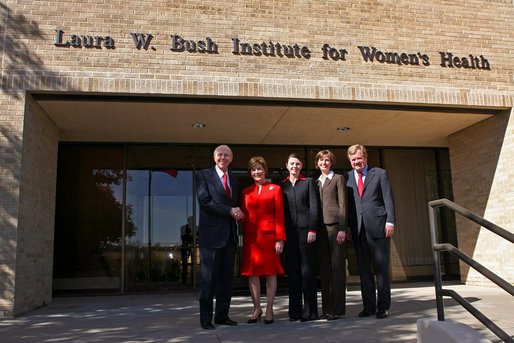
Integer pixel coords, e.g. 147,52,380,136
54,143,457,294
124,145,204,292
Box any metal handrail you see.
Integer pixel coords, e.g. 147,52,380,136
428,198,514,343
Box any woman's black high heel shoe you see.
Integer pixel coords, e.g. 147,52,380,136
264,314,274,325
247,311,263,324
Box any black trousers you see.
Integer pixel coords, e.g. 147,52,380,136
199,239,236,323
285,227,318,320
318,223,347,316
354,225,391,311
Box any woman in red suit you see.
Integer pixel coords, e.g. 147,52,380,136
240,156,286,325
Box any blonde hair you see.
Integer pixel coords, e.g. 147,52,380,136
347,144,367,159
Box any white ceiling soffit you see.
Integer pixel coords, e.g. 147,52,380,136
35,96,496,147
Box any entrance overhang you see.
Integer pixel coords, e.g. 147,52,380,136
33,94,499,147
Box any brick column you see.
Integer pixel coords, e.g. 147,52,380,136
448,109,513,285
0,94,59,317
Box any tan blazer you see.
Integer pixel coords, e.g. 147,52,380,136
317,173,347,231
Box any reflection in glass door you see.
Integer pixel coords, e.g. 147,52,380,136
125,169,196,291
53,145,124,293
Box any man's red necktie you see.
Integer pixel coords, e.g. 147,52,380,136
358,172,364,197
223,173,231,200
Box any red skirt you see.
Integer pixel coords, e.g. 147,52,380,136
241,230,284,276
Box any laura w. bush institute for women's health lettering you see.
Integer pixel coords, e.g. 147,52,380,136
54,30,492,71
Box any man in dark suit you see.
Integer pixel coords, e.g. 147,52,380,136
346,144,395,319
196,145,243,330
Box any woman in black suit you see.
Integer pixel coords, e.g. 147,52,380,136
281,153,319,322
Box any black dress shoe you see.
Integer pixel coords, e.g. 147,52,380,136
201,322,215,330
300,316,317,322
358,309,376,317
326,314,339,321
376,309,389,319
214,318,238,326
289,317,299,322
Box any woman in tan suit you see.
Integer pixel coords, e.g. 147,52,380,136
315,149,348,320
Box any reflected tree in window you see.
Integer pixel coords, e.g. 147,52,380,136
92,169,136,249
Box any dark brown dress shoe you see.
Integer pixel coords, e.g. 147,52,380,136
376,309,389,319
214,318,238,326
358,309,376,317
201,322,215,330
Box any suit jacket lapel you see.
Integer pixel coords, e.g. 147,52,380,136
210,167,227,196
323,177,332,189
349,170,363,205
363,167,375,193
317,176,331,192
348,170,357,189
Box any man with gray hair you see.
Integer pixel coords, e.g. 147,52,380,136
196,145,243,330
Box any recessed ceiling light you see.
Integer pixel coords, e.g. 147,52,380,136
336,127,350,131
192,123,206,128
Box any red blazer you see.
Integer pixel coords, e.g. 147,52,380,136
240,182,286,241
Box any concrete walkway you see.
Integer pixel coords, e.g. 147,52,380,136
0,282,512,343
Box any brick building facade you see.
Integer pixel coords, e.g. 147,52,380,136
0,0,512,316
